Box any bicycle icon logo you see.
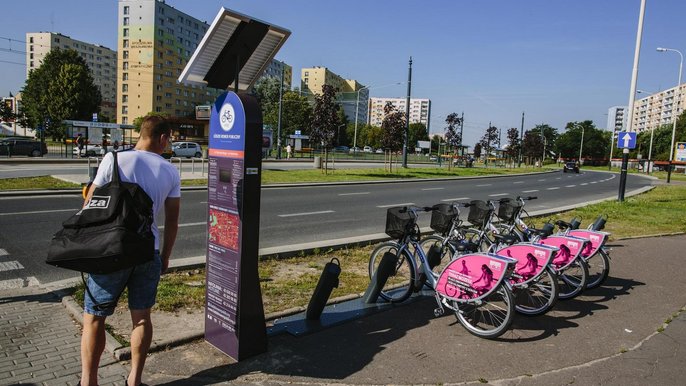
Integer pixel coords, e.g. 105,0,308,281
219,103,236,132
221,109,233,125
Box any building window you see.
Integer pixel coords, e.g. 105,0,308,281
54,37,60,43
29,45,33,52
122,95,128,103
123,28,129,37
122,62,128,70
123,39,129,48
29,36,33,43
30,61,34,67
123,5,129,15
30,53,33,59
122,84,128,92
122,72,128,80
122,106,128,114
123,17,129,26
123,51,129,59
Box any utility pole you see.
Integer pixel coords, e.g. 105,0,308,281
459,112,464,156
402,57,412,168
276,63,284,159
518,112,524,167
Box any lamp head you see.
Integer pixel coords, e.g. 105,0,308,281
657,47,667,52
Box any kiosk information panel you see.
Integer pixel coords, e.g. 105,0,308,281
205,91,267,361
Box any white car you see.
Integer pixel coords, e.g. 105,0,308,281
171,141,203,158
363,146,373,153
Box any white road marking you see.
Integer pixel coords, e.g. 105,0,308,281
476,184,492,187
0,261,24,272
513,181,524,184
199,201,208,204
0,208,77,216
546,187,560,190
441,197,470,202
488,193,509,197
338,192,370,196
580,183,588,186
522,190,539,193
278,210,335,218
0,249,7,257
565,185,576,188
159,221,206,230
421,188,444,191
377,203,414,208
538,179,546,181
590,181,597,184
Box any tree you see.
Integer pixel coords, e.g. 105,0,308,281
21,49,101,140
279,91,312,143
0,101,15,123
522,130,544,164
380,102,406,172
473,142,482,159
133,112,170,133
444,113,462,155
556,121,608,162
506,127,520,165
310,84,340,173
408,122,428,151
253,76,289,129
479,125,499,166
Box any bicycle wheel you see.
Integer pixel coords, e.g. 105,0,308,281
584,249,610,289
514,267,559,316
419,235,455,277
462,228,492,252
558,258,588,300
368,242,416,303
454,284,515,339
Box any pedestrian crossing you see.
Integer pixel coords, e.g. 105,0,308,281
0,248,39,289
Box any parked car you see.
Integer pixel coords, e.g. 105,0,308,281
0,138,47,157
563,161,580,173
73,144,103,157
334,145,349,152
171,141,203,158
363,146,373,153
349,146,361,153
375,148,384,154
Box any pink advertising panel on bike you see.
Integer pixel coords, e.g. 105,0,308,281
537,236,589,271
496,243,557,285
567,230,609,260
436,253,514,301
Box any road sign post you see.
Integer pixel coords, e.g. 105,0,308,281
617,132,636,202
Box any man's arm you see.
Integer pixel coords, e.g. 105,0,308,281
161,197,180,274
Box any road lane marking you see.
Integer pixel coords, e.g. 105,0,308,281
0,208,77,216
377,203,414,208
513,181,524,184
522,190,539,193
0,249,7,257
441,197,470,202
476,184,492,187
580,183,588,186
565,185,576,188
546,187,560,190
0,261,23,272
421,188,444,191
338,192,370,196
160,221,206,230
590,181,597,184
538,179,546,181
278,210,335,218
488,193,509,197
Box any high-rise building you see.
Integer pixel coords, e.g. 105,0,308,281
607,106,627,133
631,83,686,132
26,32,117,120
117,0,222,126
300,66,368,124
260,60,293,88
368,97,431,129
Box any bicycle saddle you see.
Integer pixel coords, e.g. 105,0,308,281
493,233,519,245
450,240,480,253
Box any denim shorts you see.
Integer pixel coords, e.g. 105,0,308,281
84,252,162,317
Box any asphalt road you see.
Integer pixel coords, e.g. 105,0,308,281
0,170,652,287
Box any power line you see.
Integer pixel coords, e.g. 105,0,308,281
0,59,25,66
0,47,26,55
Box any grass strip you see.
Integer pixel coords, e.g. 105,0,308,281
0,176,81,190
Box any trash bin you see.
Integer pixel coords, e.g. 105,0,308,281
313,156,321,169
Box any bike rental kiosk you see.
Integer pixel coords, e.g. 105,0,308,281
178,7,290,361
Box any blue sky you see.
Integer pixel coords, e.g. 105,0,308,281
1,0,684,146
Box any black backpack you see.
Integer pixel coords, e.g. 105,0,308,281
46,152,155,274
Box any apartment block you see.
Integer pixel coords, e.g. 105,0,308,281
260,60,293,88
26,32,117,120
301,66,368,124
368,97,431,129
117,0,222,127
607,106,627,133
631,83,686,132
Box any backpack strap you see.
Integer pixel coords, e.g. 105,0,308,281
111,151,120,184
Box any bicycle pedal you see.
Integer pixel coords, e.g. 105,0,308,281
433,308,444,317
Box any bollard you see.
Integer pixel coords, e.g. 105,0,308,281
363,251,400,304
305,258,341,320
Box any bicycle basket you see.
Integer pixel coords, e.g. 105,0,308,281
497,198,521,223
430,203,458,234
385,207,417,239
467,200,492,228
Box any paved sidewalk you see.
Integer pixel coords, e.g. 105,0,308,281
0,287,128,386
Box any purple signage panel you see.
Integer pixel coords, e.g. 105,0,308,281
205,91,267,361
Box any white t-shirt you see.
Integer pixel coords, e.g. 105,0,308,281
93,150,181,249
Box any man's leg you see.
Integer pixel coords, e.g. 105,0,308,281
80,313,107,386
127,308,153,386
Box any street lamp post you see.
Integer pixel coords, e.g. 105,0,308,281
578,123,585,162
656,47,683,183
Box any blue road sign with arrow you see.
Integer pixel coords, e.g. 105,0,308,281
617,131,637,149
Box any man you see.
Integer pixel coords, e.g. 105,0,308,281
79,116,181,386
76,133,85,157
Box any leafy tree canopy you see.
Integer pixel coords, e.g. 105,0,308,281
444,113,462,151
380,102,405,151
309,84,340,148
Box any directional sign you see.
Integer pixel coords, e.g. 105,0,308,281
617,131,636,149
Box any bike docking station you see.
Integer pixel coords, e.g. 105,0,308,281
178,7,290,361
